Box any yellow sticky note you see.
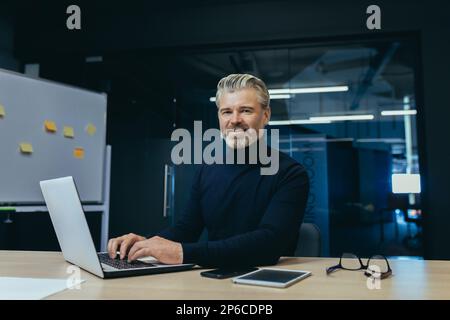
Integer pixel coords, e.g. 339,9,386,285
86,123,96,136
63,126,75,138
44,120,57,133
73,147,85,159
19,143,33,154
0,104,5,117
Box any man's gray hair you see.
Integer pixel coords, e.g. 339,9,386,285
215,74,270,109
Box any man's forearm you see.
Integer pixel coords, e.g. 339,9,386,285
181,227,290,268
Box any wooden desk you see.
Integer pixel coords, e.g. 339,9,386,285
1,251,450,299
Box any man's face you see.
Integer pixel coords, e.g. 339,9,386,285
218,88,271,149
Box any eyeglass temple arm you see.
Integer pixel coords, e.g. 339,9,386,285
364,268,392,279
326,264,341,274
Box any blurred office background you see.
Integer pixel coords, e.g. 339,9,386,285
1,0,449,260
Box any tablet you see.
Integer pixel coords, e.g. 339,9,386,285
232,268,311,288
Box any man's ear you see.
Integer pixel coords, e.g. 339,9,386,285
264,106,271,125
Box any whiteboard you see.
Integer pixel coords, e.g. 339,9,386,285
0,68,107,204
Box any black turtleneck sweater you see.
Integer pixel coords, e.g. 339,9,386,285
157,146,309,268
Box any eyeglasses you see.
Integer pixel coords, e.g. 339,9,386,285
326,253,392,279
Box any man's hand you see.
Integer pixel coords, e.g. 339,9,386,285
107,233,146,260
127,236,183,265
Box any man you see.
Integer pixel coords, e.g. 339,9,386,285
108,74,309,268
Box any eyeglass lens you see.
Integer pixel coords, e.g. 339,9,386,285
340,253,362,270
367,255,390,274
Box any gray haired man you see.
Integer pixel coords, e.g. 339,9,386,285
108,74,309,268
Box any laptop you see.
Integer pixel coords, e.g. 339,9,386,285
39,176,195,279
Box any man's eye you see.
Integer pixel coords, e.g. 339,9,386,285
222,111,231,115
242,109,252,113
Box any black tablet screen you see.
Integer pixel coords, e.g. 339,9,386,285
239,269,307,283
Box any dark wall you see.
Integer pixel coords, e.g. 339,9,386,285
0,3,19,70
10,0,450,259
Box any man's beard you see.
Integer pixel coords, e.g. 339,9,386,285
221,127,260,149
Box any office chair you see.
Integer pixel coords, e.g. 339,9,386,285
295,223,321,257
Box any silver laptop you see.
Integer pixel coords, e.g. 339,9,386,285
40,176,195,279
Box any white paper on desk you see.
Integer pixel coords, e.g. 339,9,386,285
0,277,85,300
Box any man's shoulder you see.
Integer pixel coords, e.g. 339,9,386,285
274,148,308,181
276,148,305,170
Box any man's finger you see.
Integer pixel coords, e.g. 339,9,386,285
128,247,149,262
127,241,144,261
119,239,133,260
108,239,118,258
110,238,123,259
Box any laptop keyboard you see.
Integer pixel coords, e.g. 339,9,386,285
98,253,154,270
